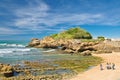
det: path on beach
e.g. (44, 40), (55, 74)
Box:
(70, 52), (120, 80)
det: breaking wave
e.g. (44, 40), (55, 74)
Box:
(0, 48), (32, 54)
(0, 43), (25, 47)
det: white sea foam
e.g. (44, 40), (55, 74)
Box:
(0, 48), (32, 54)
(0, 50), (13, 54)
(0, 43), (25, 47)
(42, 49), (55, 52)
(0, 43), (7, 46)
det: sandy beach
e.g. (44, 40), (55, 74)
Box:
(70, 52), (120, 80)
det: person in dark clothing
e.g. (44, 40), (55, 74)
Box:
(106, 63), (109, 70)
(100, 63), (103, 70)
(112, 63), (115, 70)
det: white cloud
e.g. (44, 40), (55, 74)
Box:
(1, 0), (120, 37)
(14, 0), (49, 30)
(14, 0), (104, 30)
(12, 0), (107, 32)
(0, 27), (21, 35)
(11, 0), (120, 34)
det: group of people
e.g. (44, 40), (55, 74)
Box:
(100, 63), (115, 70)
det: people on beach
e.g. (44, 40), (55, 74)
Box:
(106, 63), (109, 70)
(109, 63), (111, 69)
(106, 63), (112, 70)
(100, 63), (103, 70)
(101, 62), (115, 70)
(112, 63), (115, 70)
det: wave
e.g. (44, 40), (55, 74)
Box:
(42, 49), (55, 52)
(0, 48), (32, 54)
(0, 43), (25, 47)
(0, 43), (7, 46)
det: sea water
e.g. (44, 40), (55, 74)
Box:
(0, 40), (46, 64)
(0, 40), (70, 64)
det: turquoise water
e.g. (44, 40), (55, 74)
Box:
(0, 40), (45, 64)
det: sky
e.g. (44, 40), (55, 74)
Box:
(0, 0), (120, 40)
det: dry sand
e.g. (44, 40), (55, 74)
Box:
(70, 52), (120, 80)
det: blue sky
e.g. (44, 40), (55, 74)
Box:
(0, 0), (120, 40)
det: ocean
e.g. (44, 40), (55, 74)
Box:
(0, 40), (72, 64)
(0, 40), (46, 64)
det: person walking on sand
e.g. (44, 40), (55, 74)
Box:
(100, 63), (103, 70)
(112, 63), (115, 70)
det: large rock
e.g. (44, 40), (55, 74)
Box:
(93, 42), (113, 53)
(28, 38), (40, 47)
(81, 50), (92, 56)
(28, 37), (58, 48)
(28, 37), (98, 54)
(38, 37), (58, 48)
(61, 41), (96, 54)
(0, 64), (14, 77)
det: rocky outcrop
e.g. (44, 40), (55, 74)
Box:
(28, 37), (100, 56)
(81, 50), (92, 56)
(28, 37), (58, 48)
(36, 37), (58, 48)
(27, 27), (120, 55)
(61, 41), (97, 56)
(104, 41), (120, 52)
(93, 42), (113, 54)
(28, 38), (40, 47)
(0, 64), (14, 77)
(93, 41), (120, 54)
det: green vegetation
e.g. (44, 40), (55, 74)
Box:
(81, 39), (98, 42)
(53, 56), (102, 73)
(97, 36), (105, 41)
(23, 54), (102, 77)
(50, 27), (92, 39)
